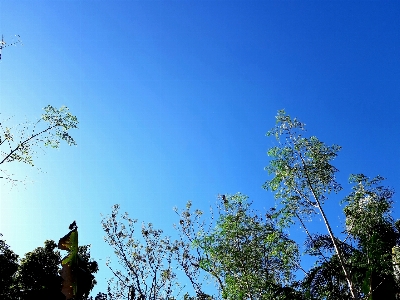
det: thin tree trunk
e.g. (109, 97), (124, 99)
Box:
(298, 153), (358, 299)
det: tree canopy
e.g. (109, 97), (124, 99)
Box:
(5, 108), (396, 299)
(100, 110), (400, 300)
(0, 237), (99, 300)
(0, 234), (19, 300)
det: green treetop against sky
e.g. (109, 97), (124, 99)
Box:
(1, 1), (400, 298)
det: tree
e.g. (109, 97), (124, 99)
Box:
(17, 240), (64, 300)
(342, 174), (399, 299)
(102, 110), (400, 300)
(263, 110), (400, 299)
(301, 175), (400, 300)
(172, 201), (214, 299)
(0, 106), (81, 297)
(0, 105), (78, 184)
(16, 239), (98, 300)
(263, 110), (358, 298)
(174, 194), (302, 300)
(0, 234), (19, 300)
(101, 204), (178, 300)
(77, 244), (100, 299)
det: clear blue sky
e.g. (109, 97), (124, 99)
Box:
(1, 0), (400, 297)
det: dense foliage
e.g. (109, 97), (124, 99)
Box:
(0, 234), (19, 300)
(263, 111), (400, 299)
(2, 108), (399, 299)
(0, 237), (99, 300)
(103, 110), (400, 300)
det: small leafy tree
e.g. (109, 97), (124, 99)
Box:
(101, 204), (178, 300)
(17, 240), (64, 300)
(174, 194), (302, 300)
(15, 237), (97, 300)
(0, 105), (78, 184)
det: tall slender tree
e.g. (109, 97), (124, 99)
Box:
(263, 110), (357, 298)
(264, 110), (400, 299)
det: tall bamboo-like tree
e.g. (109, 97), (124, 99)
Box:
(263, 110), (357, 298)
(264, 110), (400, 300)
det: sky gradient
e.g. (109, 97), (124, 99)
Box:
(1, 0), (400, 297)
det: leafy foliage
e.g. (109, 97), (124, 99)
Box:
(174, 193), (302, 300)
(0, 105), (78, 184)
(172, 200), (214, 298)
(342, 175), (399, 299)
(264, 110), (400, 299)
(0, 234), (19, 300)
(264, 110), (342, 226)
(263, 110), (358, 298)
(102, 110), (400, 300)
(0, 237), (98, 300)
(17, 240), (64, 300)
(101, 204), (178, 300)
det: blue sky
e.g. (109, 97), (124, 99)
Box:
(1, 0), (400, 297)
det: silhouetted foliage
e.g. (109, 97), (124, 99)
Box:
(17, 240), (98, 300)
(17, 240), (64, 300)
(0, 234), (19, 300)
(0, 238), (98, 300)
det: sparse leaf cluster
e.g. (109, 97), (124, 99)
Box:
(101, 204), (178, 300)
(0, 105), (78, 184)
